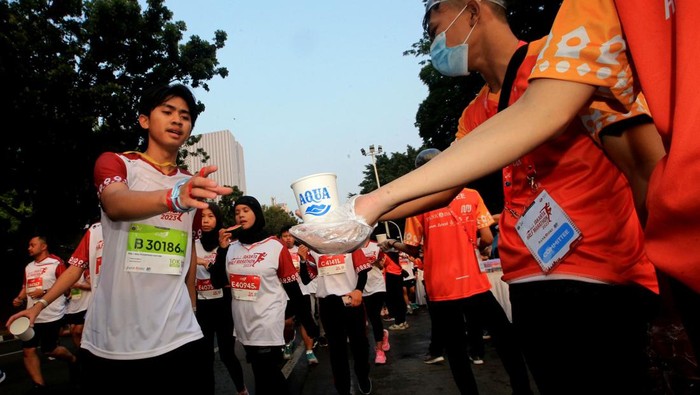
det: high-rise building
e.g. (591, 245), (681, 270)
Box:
(185, 130), (246, 196)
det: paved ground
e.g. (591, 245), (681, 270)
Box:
(0, 305), (534, 394)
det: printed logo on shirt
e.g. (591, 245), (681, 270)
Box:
(160, 212), (186, 222)
(230, 252), (268, 267)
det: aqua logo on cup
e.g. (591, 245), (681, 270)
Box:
(290, 173), (340, 222)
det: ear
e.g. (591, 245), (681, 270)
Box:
(138, 114), (150, 130)
(467, 0), (481, 25)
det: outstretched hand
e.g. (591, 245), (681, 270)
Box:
(178, 165), (233, 211)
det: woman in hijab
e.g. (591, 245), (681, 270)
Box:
(194, 202), (248, 395)
(213, 196), (317, 394)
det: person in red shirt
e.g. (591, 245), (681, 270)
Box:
(11, 235), (77, 391)
(384, 148), (532, 395)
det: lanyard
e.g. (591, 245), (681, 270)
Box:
(494, 43), (538, 218)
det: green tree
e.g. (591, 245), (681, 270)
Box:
(218, 185), (245, 228)
(365, 0), (564, 214)
(0, 0), (227, 250)
(0, 0), (228, 321)
(263, 205), (299, 237)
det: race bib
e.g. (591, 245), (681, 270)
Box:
(125, 223), (188, 275)
(230, 274), (261, 301)
(27, 277), (43, 293)
(196, 278), (223, 299)
(318, 255), (347, 276)
(515, 190), (582, 272)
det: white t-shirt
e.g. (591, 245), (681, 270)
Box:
(225, 236), (299, 346)
(287, 245), (311, 296)
(309, 249), (371, 298)
(26, 256), (66, 324)
(400, 253), (416, 281)
(67, 223), (103, 314)
(195, 239), (224, 300)
(360, 241), (386, 296)
(83, 152), (202, 360)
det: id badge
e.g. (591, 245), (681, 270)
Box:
(515, 190), (582, 272)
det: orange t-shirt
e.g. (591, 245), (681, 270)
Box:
(616, 1), (700, 293)
(404, 188), (493, 302)
(458, 37), (658, 292)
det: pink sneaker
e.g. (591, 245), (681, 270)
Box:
(375, 349), (387, 365)
(381, 329), (390, 351)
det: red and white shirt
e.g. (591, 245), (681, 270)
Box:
(360, 241), (386, 297)
(225, 236), (299, 346)
(67, 222), (103, 313)
(308, 249), (371, 298)
(84, 152), (201, 360)
(25, 255), (66, 323)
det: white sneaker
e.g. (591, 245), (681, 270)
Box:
(470, 356), (484, 365)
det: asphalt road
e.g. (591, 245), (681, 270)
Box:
(0, 305), (533, 395)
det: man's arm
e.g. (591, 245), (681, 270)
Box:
(6, 265), (84, 327)
(356, 79), (597, 226)
(186, 244), (197, 310)
(100, 165), (232, 222)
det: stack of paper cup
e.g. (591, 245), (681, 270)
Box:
(10, 316), (35, 341)
(290, 173), (340, 223)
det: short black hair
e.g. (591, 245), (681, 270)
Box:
(138, 83), (199, 127)
(279, 224), (293, 235)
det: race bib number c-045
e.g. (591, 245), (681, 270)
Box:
(125, 223), (188, 275)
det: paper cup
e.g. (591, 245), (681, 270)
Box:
(10, 317), (34, 341)
(376, 234), (387, 243)
(290, 173), (340, 223)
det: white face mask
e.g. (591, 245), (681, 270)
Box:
(429, 4), (478, 77)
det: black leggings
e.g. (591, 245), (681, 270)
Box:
(385, 272), (406, 324)
(363, 291), (386, 343)
(319, 295), (370, 395)
(243, 345), (287, 395)
(196, 294), (246, 393)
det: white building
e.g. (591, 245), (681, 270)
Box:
(185, 130), (246, 195)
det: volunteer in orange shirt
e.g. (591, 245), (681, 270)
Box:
(384, 148), (532, 395)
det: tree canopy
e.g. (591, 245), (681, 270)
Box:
(0, 0), (228, 252)
(359, 0), (563, 215)
(0, 0), (228, 320)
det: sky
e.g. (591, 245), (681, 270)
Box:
(164, 1), (429, 209)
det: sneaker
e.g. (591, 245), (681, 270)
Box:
(482, 330), (491, 340)
(423, 354), (445, 364)
(406, 305), (413, 315)
(375, 349), (386, 365)
(410, 303), (420, 310)
(283, 342), (293, 360)
(0, 369), (5, 384)
(388, 321), (409, 330)
(306, 350), (319, 365)
(382, 315), (395, 322)
(317, 335), (329, 347)
(358, 377), (372, 395)
(470, 355), (484, 365)
(381, 329), (390, 351)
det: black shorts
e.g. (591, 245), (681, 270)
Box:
(21, 319), (63, 353)
(64, 310), (87, 325)
(403, 279), (416, 289)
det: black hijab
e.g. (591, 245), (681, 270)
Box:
(200, 202), (223, 252)
(234, 196), (269, 245)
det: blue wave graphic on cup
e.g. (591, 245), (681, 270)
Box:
(305, 204), (331, 217)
